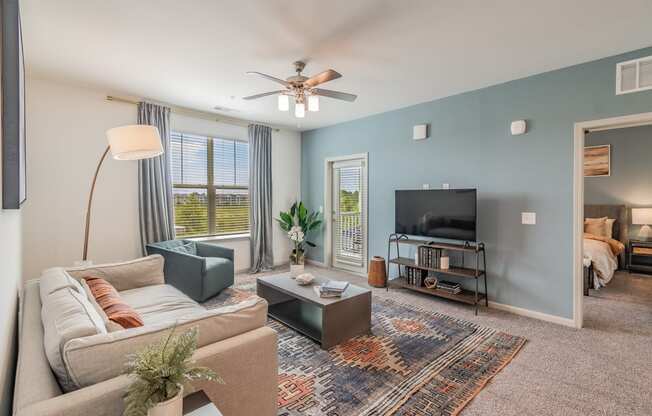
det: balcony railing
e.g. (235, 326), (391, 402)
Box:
(337, 211), (362, 260)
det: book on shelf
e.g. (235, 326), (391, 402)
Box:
(417, 245), (443, 269)
(404, 266), (426, 287)
(436, 280), (462, 294)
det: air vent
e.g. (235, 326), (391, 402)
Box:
(616, 55), (652, 95)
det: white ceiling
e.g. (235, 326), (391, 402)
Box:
(22, 0), (652, 131)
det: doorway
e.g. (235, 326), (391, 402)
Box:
(572, 112), (652, 328)
(324, 153), (368, 275)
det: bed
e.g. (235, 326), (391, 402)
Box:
(583, 205), (628, 292)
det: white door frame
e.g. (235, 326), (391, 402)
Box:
(324, 153), (369, 275)
(572, 111), (652, 328)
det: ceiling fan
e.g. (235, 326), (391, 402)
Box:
(243, 61), (357, 118)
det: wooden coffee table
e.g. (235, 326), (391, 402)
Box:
(256, 275), (371, 349)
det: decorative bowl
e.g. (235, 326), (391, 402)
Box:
(296, 273), (315, 286)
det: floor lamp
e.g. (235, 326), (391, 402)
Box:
(82, 125), (163, 262)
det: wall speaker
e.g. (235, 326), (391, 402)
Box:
(413, 124), (428, 140)
(511, 120), (527, 136)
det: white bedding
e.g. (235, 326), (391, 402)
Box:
(583, 238), (618, 288)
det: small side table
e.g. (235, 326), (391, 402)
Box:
(628, 240), (652, 274)
(183, 391), (222, 416)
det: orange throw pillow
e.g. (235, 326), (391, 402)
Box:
(83, 277), (144, 329)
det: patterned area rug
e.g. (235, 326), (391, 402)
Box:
(205, 284), (526, 416)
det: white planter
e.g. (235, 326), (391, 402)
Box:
(148, 387), (183, 416)
(290, 263), (305, 277)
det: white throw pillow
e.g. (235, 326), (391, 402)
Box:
(40, 267), (85, 300)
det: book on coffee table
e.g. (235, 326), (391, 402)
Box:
(322, 280), (349, 292)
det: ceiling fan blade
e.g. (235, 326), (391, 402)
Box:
(312, 88), (357, 102)
(242, 90), (284, 100)
(303, 69), (342, 88)
(246, 71), (291, 87)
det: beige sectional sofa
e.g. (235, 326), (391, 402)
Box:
(13, 255), (278, 416)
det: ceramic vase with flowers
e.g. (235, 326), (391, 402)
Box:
(277, 201), (322, 277)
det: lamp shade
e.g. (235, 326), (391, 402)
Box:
(632, 208), (652, 225)
(106, 125), (163, 160)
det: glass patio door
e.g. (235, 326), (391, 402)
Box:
(331, 158), (367, 273)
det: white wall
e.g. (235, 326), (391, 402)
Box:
(0, 209), (21, 416)
(24, 76), (301, 279)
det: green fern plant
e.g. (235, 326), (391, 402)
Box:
(123, 327), (223, 416)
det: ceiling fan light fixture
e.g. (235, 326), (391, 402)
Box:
(278, 94), (289, 111)
(295, 101), (305, 118)
(308, 94), (319, 112)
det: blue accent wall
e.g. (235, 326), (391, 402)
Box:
(585, 125), (652, 207)
(301, 47), (652, 319)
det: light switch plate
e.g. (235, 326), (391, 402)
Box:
(522, 212), (536, 225)
(442, 183), (450, 190)
(422, 184), (430, 189)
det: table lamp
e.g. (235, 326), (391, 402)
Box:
(632, 208), (652, 241)
(82, 125), (163, 261)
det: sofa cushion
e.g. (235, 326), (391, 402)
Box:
(85, 277), (144, 329)
(39, 267), (85, 299)
(41, 287), (107, 392)
(66, 255), (165, 292)
(63, 294), (268, 389)
(80, 279), (124, 332)
(119, 284), (204, 325)
(205, 256), (232, 271)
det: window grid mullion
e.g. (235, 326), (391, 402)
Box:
(207, 137), (216, 235)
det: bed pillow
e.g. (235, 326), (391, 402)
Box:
(604, 218), (616, 239)
(584, 217), (607, 237)
(84, 277), (144, 329)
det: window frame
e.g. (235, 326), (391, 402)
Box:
(171, 133), (250, 238)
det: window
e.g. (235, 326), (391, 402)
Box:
(171, 132), (249, 238)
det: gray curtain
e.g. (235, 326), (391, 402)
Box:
(137, 102), (175, 253)
(249, 124), (274, 272)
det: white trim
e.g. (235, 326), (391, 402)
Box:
(305, 258), (327, 268)
(572, 111), (652, 329)
(186, 233), (250, 243)
(488, 301), (576, 327)
(323, 153), (369, 274)
(305, 258), (368, 277)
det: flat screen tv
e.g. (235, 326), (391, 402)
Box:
(395, 189), (477, 241)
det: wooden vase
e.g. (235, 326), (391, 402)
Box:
(368, 256), (387, 288)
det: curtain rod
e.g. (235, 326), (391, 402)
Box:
(106, 95), (281, 132)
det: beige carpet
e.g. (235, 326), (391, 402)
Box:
(238, 266), (652, 416)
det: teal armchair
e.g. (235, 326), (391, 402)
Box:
(146, 239), (234, 302)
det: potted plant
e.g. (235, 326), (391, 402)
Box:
(277, 201), (322, 276)
(123, 327), (223, 416)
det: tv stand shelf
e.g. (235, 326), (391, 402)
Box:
(386, 234), (488, 315)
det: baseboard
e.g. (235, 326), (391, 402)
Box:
(305, 259), (327, 268)
(488, 301), (576, 327)
(235, 261), (291, 275)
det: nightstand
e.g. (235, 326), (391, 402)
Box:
(628, 240), (652, 274)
